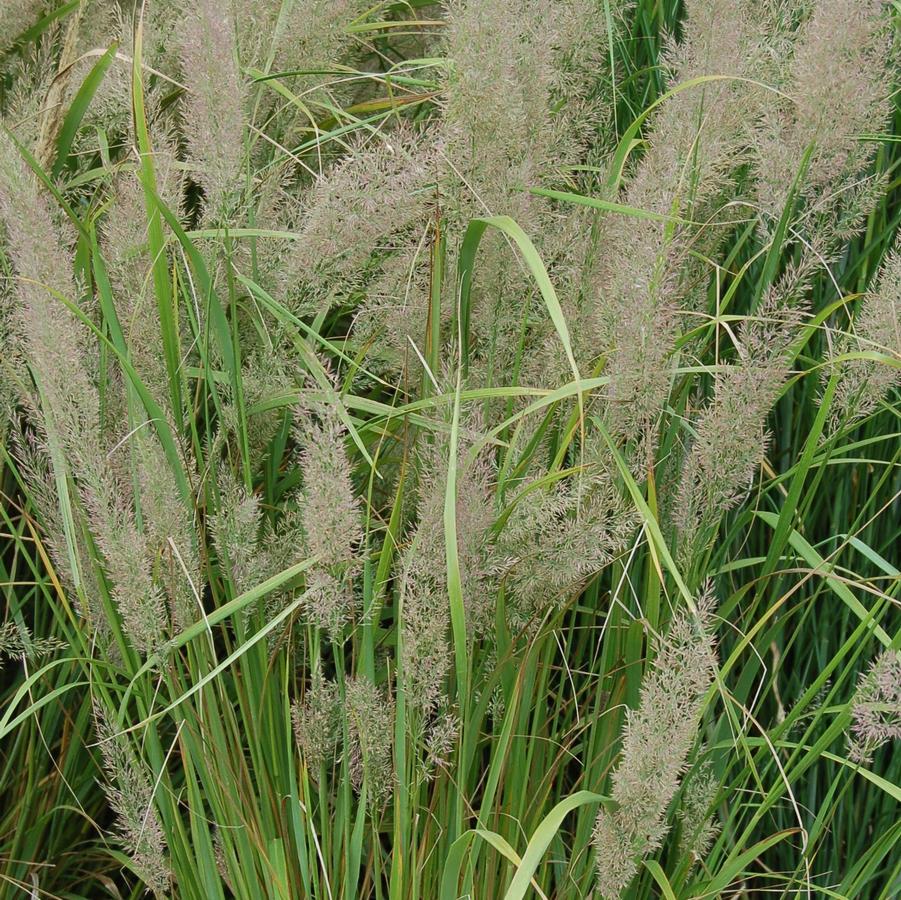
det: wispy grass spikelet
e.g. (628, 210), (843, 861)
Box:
(599, 0), (759, 452)
(830, 247), (901, 430)
(93, 705), (169, 898)
(0, 0), (43, 55)
(292, 670), (342, 775)
(674, 271), (808, 563)
(847, 651), (901, 766)
(345, 676), (395, 804)
(754, 0), (891, 219)
(283, 126), (435, 314)
(494, 469), (637, 630)
(0, 130), (97, 445)
(676, 761), (721, 875)
(0, 620), (65, 664)
(275, 0), (371, 77)
(295, 398), (363, 636)
(180, 0), (245, 215)
(212, 473), (263, 597)
(81, 473), (168, 657)
(400, 425), (495, 713)
(593, 594), (718, 898)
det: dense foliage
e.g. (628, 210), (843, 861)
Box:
(0, 1), (899, 898)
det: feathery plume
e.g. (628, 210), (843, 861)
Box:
(0, 131), (146, 645)
(292, 670), (342, 775)
(598, 0), (761, 452)
(847, 651), (901, 766)
(493, 469), (637, 631)
(345, 676), (395, 804)
(830, 247), (901, 430)
(677, 761), (721, 874)
(282, 126), (436, 315)
(0, 38), (57, 150)
(0, 138), (174, 652)
(441, 0), (556, 223)
(80, 470), (168, 657)
(0, 129), (98, 446)
(439, 0), (615, 376)
(593, 594), (718, 898)
(212, 473), (263, 598)
(754, 0), (890, 220)
(0, 1), (43, 56)
(179, 0), (245, 215)
(352, 237), (435, 376)
(274, 0), (370, 77)
(400, 417), (497, 713)
(295, 398), (363, 636)
(398, 459), (448, 714)
(399, 498), (451, 716)
(34, 2), (85, 170)
(6, 420), (106, 633)
(136, 432), (199, 632)
(93, 705), (170, 897)
(0, 621), (65, 664)
(674, 265), (809, 564)
(103, 134), (184, 413)
(296, 399), (362, 564)
(422, 711), (459, 780)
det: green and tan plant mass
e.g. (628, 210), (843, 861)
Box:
(0, 1), (899, 898)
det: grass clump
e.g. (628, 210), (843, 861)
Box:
(0, 1), (899, 898)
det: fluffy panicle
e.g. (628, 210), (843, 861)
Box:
(93, 705), (169, 898)
(135, 433), (199, 632)
(674, 267), (809, 563)
(103, 137), (183, 411)
(0, 270), (23, 446)
(0, 38), (57, 150)
(754, 0), (891, 220)
(423, 712), (459, 780)
(493, 468), (637, 631)
(638, 0), (758, 219)
(454, 435), (499, 640)
(283, 127), (436, 315)
(0, 0), (43, 55)
(399, 428), (490, 715)
(598, 0), (760, 452)
(676, 761), (721, 874)
(295, 399), (363, 636)
(345, 676), (396, 804)
(352, 238), (435, 375)
(847, 651), (901, 766)
(442, 0), (555, 223)
(0, 134), (158, 648)
(296, 400), (363, 564)
(226, 0), (280, 70)
(400, 420), (496, 713)
(0, 621), (65, 664)
(830, 247), (901, 430)
(399, 484), (451, 716)
(439, 0), (613, 375)
(442, 0), (611, 213)
(292, 670), (342, 775)
(80, 469), (168, 657)
(0, 130), (98, 448)
(211, 458), (308, 623)
(548, 0), (615, 115)
(212, 473), (264, 597)
(593, 594), (718, 898)
(7, 421), (106, 632)
(274, 0), (370, 79)
(180, 0), (246, 215)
